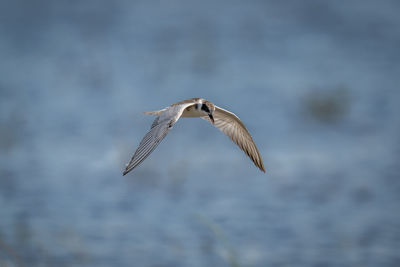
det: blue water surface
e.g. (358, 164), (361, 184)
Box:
(1, 1), (399, 266)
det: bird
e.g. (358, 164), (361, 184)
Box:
(122, 97), (265, 175)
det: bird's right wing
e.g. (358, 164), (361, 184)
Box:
(123, 103), (194, 175)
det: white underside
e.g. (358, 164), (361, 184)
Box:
(180, 106), (206, 117)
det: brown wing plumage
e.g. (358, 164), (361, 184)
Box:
(203, 106), (266, 173)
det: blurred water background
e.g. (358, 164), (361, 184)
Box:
(1, 0), (400, 266)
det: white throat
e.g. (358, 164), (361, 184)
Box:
(181, 102), (207, 118)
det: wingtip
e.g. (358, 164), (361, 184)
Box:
(259, 163), (266, 173)
(259, 166), (266, 173)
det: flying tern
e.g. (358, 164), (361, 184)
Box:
(123, 98), (265, 175)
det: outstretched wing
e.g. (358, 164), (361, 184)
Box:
(123, 103), (194, 175)
(123, 118), (171, 175)
(202, 106), (266, 172)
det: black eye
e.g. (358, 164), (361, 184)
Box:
(201, 104), (210, 113)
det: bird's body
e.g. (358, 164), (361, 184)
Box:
(123, 98), (265, 175)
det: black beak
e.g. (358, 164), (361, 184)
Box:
(208, 114), (214, 124)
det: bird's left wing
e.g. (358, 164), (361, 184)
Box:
(202, 106), (266, 172)
(123, 103), (194, 175)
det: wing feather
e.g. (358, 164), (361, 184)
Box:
(123, 119), (171, 175)
(203, 106), (266, 172)
(123, 103), (195, 175)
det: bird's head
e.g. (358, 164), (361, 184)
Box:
(200, 101), (215, 123)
